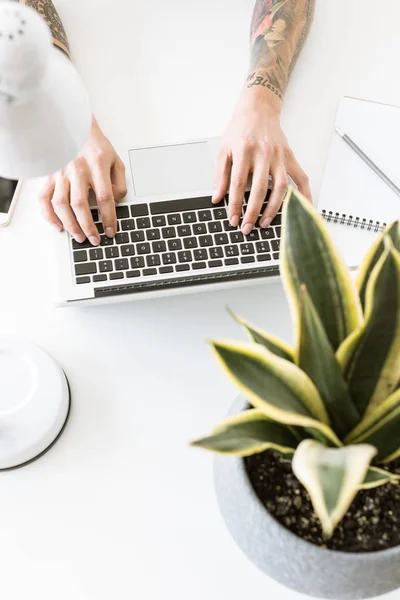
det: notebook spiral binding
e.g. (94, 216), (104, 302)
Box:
(320, 210), (386, 233)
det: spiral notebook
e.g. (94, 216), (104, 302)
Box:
(317, 96), (400, 268)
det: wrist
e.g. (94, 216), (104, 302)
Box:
(241, 72), (284, 114)
(237, 83), (282, 119)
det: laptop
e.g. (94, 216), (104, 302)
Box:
(53, 138), (281, 305)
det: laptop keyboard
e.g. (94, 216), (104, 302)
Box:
(71, 192), (281, 285)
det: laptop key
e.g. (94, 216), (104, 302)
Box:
(115, 259), (129, 271)
(121, 219), (135, 231)
(168, 239), (182, 251)
(115, 232), (129, 245)
(183, 212), (196, 223)
(75, 263), (97, 276)
(256, 241), (270, 253)
(225, 258), (239, 266)
(209, 260), (223, 268)
(90, 209), (99, 221)
(93, 274), (108, 282)
(276, 226), (281, 237)
(184, 237), (198, 249)
(152, 240), (167, 253)
(194, 249), (208, 261)
(116, 205), (130, 219)
(137, 217), (151, 229)
(271, 213), (282, 226)
(147, 254), (161, 267)
(177, 225), (191, 237)
(198, 210), (212, 221)
(72, 238), (93, 249)
(131, 231), (145, 243)
(146, 229), (161, 241)
(162, 253), (176, 265)
(246, 230), (260, 241)
(178, 251), (192, 263)
(127, 270), (140, 278)
(273, 252), (280, 260)
(110, 272), (124, 280)
(241, 256), (255, 264)
(73, 250), (87, 263)
(240, 243), (255, 255)
(213, 207), (227, 220)
(271, 239), (280, 252)
(121, 244), (135, 257)
(96, 223), (104, 234)
(162, 227), (176, 239)
(143, 268), (157, 276)
(230, 231), (244, 243)
(176, 264), (190, 272)
(130, 204), (149, 217)
(130, 257), (145, 269)
(105, 246), (119, 258)
(89, 248), (103, 261)
(152, 215), (166, 227)
(199, 235), (213, 247)
(159, 266), (173, 274)
(257, 253), (272, 262)
(223, 220), (238, 232)
(151, 197), (212, 215)
(215, 233), (229, 245)
(168, 214), (181, 225)
(99, 261), (113, 273)
(261, 228), (275, 240)
(193, 262), (206, 270)
(137, 243), (151, 255)
(208, 222), (222, 233)
(193, 223), (207, 235)
(209, 246), (223, 259)
(225, 245), (239, 257)
(76, 276), (91, 284)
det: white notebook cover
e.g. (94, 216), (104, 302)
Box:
(317, 96), (400, 267)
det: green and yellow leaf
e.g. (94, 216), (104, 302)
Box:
(292, 440), (377, 538)
(228, 307), (294, 362)
(357, 221), (400, 310)
(211, 340), (341, 447)
(360, 467), (398, 490)
(346, 388), (400, 463)
(337, 242), (400, 418)
(270, 0), (290, 19)
(281, 188), (362, 351)
(296, 286), (359, 439)
(190, 409), (298, 456)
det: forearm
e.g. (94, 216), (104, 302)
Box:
(248, 0), (315, 102)
(17, 0), (70, 57)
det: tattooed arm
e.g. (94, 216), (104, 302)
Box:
(17, 0), (127, 245)
(213, 0), (315, 234)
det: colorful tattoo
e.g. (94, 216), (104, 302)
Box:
(17, 0), (70, 57)
(249, 0), (315, 99)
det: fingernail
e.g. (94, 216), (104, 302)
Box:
(52, 223), (62, 232)
(89, 235), (100, 246)
(211, 191), (218, 203)
(105, 227), (115, 238)
(230, 215), (240, 227)
(261, 217), (272, 228)
(242, 223), (253, 235)
(74, 234), (85, 244)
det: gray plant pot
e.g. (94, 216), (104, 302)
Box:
(214, 397), (400, 600)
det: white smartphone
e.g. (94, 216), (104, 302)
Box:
(0, 177), (21, 227)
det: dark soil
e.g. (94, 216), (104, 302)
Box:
(245, 450), (400, 553)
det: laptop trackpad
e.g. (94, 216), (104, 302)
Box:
(129, 141), (214, 197)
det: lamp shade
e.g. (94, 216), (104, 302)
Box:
(0, 3), (91, 179)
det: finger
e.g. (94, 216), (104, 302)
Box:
(39, 176), (63, 232)
(212, 150), (231, 204)
(242, 160), (271, 235)
(111, 156), (127, 202)
(260, 166), (288, 228)
(91, 165), (117, 238)
(287, 154), (312, 201)
(228, 152), (251, 229)
(69, 169), (100, 246)
(51, 175), (85, 243)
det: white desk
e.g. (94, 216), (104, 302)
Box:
(0, 1), (399, 598)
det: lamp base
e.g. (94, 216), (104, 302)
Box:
(0, 339), (71, 470)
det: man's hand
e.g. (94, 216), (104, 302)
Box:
(213, 88), (310, 235)
(39, 117), (127, 245)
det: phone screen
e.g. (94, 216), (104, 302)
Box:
(0, 177), (18, 214)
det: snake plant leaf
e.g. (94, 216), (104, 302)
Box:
(337, 242), (400, 418)
(281, 188), (362, 350)
(357, 221), (400, 310)
(228, 308), (294, 362)
(190, 409), (298, 456)
(211, 340), (341, 447)
(360, 467), (398, 490)
(292, 440), (377, 538)
(296, 286), (359, 439)
(346, 388), (400, 463)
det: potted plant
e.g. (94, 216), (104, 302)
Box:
(191, 188), (400, 600)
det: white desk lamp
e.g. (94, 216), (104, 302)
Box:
(0, 3), (92, 468)
(0, 2), (91, 179)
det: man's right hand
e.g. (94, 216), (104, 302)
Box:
(39, 117), (127, 246)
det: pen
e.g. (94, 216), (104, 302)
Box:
(335, 127), (400, 198)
